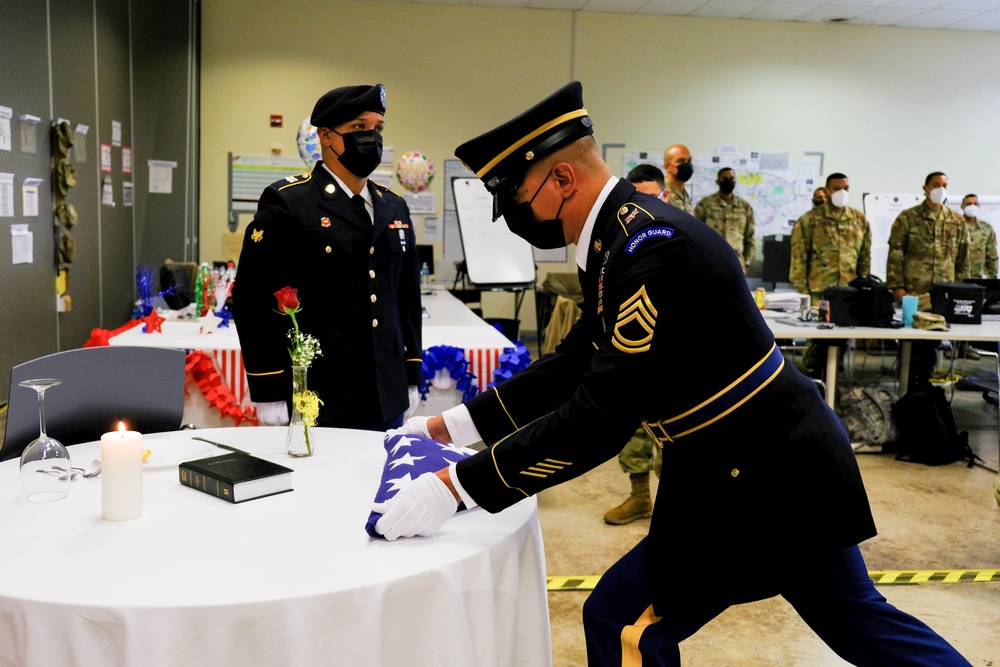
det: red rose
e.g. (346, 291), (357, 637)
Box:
(274, 286), (300, 315)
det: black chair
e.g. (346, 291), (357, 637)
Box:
(1, 346), (186, 462)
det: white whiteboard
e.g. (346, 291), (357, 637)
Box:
(451, 177), (536, 287)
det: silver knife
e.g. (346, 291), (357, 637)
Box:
(191, 436), (251, 455)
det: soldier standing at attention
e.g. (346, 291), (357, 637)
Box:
(232, 84), (423, 430)
(789, 172), (872, 377)
(886, 171), (970, 389)
(961, 194), (997, 279)
(662, 144), (694, 213)
(693, 167), (757, 275)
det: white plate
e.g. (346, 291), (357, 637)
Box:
(95, 438), (217, 470)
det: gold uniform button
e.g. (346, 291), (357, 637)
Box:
(370, 294), (377, 303)
(369, 246), (375, 255)
(372, 319), (379, 328)
(369, 269), (376, 279)
(730, 468), (740, 478)
(325, 246), (332, 253)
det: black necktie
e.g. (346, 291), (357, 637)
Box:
(352, 194), (370, 224)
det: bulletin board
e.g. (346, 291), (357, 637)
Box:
(451, 177), (536, 288)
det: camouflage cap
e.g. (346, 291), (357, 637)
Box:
(56, 159), (77, 197)
(912, 311), (949, 331)
(56, 202), (78, 228)
(52, 120), (75, 157)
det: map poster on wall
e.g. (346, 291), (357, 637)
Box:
(622, 150), (822, 239)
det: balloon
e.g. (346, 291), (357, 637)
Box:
(296, 118), (321, 167)
(395, 152), (435, 193)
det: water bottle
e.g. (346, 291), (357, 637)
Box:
(420, 262), (430, 288)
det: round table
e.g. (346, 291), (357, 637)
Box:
(0, 427), (551, 666)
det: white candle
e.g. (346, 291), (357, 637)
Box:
(101, 421), (143, 521)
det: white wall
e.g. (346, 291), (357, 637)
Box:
(200, 0), (1000, 328)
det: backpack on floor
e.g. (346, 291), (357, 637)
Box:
(890, 385), (978, 467)
(837, 386), (897, 447)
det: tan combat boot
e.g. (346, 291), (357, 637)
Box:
(603, 472), (652, 525)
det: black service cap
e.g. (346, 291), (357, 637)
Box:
(310, 83), (387, 128)
(454, 81), (593, 220)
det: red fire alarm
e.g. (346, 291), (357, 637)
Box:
(270, 115), (283, 128)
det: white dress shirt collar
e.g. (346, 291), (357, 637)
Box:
(575, 176), (620, 271)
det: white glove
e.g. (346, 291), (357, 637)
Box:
(404, 385), (420, 420)
(256, 400), (289, 426)
(372, 472), (458, 541)
(387, 415), (430, 438)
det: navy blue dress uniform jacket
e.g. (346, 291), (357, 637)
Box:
(232, 163), (423, 428)
(456, 179), (877, 606)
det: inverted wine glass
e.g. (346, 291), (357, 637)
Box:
(18, 378), (72, 502)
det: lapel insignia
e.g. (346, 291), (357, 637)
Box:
(321, 217), (331, 228)
(325, 183), (336, 194)
(251, 228), (264, 243)
(375, 189), (383, 198)
(593, 239), (602, 253)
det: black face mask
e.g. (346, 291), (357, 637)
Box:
(719, 178), (736, 195)
(333, 129), (383, 178)
(675, 161), (694, 183)
(502, 170), (569, 250)
(812, 199), (825, 208)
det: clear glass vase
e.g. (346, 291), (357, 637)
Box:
(285, 365), (318, 457)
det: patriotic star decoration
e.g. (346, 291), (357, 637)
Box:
(365, 432), (477, 538)
(142, 311), (166, 334)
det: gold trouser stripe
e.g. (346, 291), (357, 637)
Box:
(476, 109), (590, 178)
(621, 605), (662, 667)
(246, 369), (284, 377)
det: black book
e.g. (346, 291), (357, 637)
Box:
(179, 451), (293, 503)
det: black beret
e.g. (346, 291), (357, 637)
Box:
(454, 81), (593, 218)
(310, 83), (387, 128)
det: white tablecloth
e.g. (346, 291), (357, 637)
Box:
(0, 427), (551, 667)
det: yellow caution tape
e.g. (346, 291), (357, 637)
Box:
(546, 570), (1000, 592)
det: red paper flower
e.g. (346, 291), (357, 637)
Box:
(274, 286), (300, 315)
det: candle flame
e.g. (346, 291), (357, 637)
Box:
(118, 421), (127, 433)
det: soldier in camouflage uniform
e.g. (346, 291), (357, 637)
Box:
(790, 173), (871, 305)
(625, 163), (667, 202)
(662, 144), (693, 213)
(961, 194), (997, 279)
(811, 186), (829, 208)
(886, 172), (970, 388)
(694, 167), (756, 274)
(790, 173), (871, 377)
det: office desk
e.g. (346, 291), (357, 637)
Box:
(0, 427), (551, 667)
(764, 311), (1000, 408)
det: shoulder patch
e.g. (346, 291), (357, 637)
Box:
(278, 172), (312, 191)
(375, 182), (401, 198)
(624, 226), (675, 255)
(617, 202), (654, 228)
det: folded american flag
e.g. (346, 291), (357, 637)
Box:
(366, 432), (476, 538)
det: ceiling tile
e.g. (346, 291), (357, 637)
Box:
(897, 7), (979, 25)
(582, 0), (649, 11)
(692, 0), (771, 18)
(888, 0), (957, 8)
(943, 0), (1000, 9)
(945, 9), (1000, 28)
(636, 0), (709, 14)
(743, 2), (823, 20)
(790, 3), (872, 20)
(853, 4), (932, 22)
(525, 0), (590, 8)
